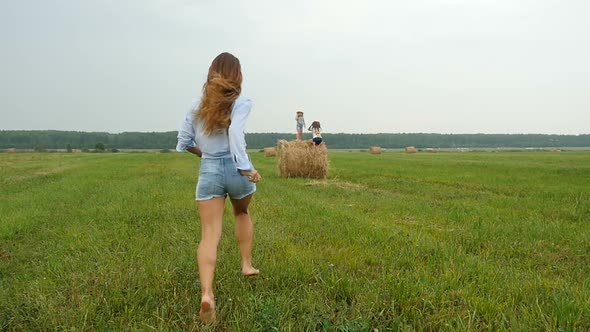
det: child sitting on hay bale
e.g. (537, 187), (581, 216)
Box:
(307, 121), (323, 146)
(277, 139), (328, 178)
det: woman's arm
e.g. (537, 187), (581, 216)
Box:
(176, 111), (197, 153)
(228, 98), (254, 171)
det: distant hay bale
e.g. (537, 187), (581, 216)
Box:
(405, 146), (417, 153)
(264, 147), (277, 157)
(428, 148), (439, 153)
(369, 147), (382, 154)
(7, 148), (16, 153)
(277, 140), (328, 178)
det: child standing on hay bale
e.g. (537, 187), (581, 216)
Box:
(308, 121), (323, 145)
(176, 52), (261, 324)
(295, 110), (305, 140)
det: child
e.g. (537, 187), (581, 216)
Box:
(308, 121), (323, 145)
(295, 111), (305, 140)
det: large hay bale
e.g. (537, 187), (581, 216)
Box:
(405, 146), (417, 153)
(369, 146), (382, 154)
(7, 148), (16, 153)
(264, 147), (277, 157)
(277, 140), (328, 178)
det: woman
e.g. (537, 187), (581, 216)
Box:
(176, 52), (261, 323)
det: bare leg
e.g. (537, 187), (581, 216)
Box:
(196, 197), (225, 323)
(230, 194), (259, 276)
(297, 130), (302, 140)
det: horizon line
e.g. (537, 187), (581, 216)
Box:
(1, 129), (589, 136)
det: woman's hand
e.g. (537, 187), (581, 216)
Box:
(186, 147), (202, 157)
(239, 169), (261, 183)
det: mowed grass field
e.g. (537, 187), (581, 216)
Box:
(1, 151), (589, 331)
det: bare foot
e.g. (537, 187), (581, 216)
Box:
(199, 296), (216, 324)
(242, 266), (260, 277)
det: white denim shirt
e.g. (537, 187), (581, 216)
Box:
(176, 95), (254, 171)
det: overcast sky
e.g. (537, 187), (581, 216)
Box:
(1, 0), (588, 134)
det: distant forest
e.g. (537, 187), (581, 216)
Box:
(1, 130), (590, 150)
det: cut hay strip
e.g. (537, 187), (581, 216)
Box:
(369, 146), (382, 154)
(405, 146), (417, 153)
(264, 147), (277, 157)
(304, 180), (365, 190)
(277, 140), (328, 178)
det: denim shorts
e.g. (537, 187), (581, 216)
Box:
(196, 157), (256, 201)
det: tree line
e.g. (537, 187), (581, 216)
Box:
(1, 130), (589, 150)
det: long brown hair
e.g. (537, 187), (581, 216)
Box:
(196, 52), (243, 134)
(308, 121), (321, 131)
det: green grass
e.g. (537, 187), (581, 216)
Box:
(1, 151), (589, 331)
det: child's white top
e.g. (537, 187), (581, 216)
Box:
(312, 128), (322, 138)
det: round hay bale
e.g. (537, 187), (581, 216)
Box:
(277, 140), (328, 179)
(7, 148), (16, 153)
(405, 146), (417, 154)
(264, 147), (277, 157)
(369, 147), (382, 154)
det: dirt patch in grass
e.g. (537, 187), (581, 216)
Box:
(0, 249), (11, 260)
(5, 165), (75, 184)
(304, 179), (366, 190)
(0, 160), (18, 166)
(395, 216), (462, 233)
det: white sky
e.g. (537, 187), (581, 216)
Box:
(1, 0), (588, 134)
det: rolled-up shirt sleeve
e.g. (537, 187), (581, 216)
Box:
(176, 111), (196, 152)
(228, 98), (254, 170)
